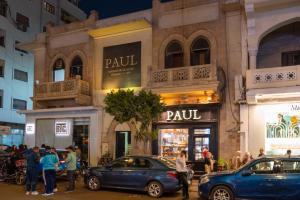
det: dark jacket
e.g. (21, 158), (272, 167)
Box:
(24, 149), (40, 171)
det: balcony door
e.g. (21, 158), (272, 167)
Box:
(53, 58), (65, 82)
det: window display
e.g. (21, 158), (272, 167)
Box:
(159, 129), (188, 160)
(264, 104), (300, 155)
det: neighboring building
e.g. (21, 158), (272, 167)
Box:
(240, 0), (300, 156)
(0, 0), (86, 146)
(20, 0), (244, 169)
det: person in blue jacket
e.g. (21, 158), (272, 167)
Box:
(24, 146), (40, 195)
(40, 146), (58, 196)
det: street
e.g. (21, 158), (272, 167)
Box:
(0, 180), (200, 200)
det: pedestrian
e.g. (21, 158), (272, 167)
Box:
(24, 147), (40, 195)
(286, 149), (292, 158)
(204, 152), (215, 174)
(40, 146), (58, 196)
(176, 150), (189, 200)
(65, 146), (77, 192)
(232, 151), (242, 170)
(258, 148), (265, 157)
(242, 152), (252, 165)
(50, 147), (59, 193)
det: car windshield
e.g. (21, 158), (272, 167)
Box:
(155, 157), (176, 169)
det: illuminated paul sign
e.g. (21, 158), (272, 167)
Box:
(55, 120), (71, 136)
(166, 109), (202, 121)
(102, 41), (141, 89)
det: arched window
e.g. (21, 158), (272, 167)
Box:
(165, 40), (184, 68)
(257, 21), (300, 68)
(190, 37), (210, 66)
(53, 58), (65, 82)
(70, 56), (83, 79)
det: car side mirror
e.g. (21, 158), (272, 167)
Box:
(242, 169), (253, 176)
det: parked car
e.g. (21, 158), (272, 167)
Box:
(84, 156), (180, 198)
(199, 156), (300, 200)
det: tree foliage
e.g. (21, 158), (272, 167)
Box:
(104, 89), (165, 140)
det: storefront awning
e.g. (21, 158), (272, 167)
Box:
(247, 86), (300, 104)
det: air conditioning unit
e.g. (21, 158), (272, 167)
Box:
(234, 75), (246, 103)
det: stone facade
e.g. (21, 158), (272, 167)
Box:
(21, 0), (246, 165)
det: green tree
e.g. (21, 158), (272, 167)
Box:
(104, 89), (165, 141)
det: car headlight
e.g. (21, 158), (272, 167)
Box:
(199, 176), (210, 185)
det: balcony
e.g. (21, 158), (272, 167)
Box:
(246, 65), (300, 90)
(148, 64), (218, 89)
(33, 76), (91, 108)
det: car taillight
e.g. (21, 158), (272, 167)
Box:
(167, 171), (177, 178)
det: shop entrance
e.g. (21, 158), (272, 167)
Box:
(73, 125), (89, 161)
(193, 128), (211, 161)
(116, 131), (131, 158)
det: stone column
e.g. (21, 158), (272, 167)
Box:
(248, 48), (257, 70)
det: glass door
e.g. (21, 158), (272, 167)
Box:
(193, 128), (210, 161)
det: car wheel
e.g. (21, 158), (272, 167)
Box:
(209, 186), (234, 200)
(87, 176), (101, 191)
(147, 181), (163, 198)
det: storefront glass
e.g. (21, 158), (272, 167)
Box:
(159, 129), (188, 160)
(0, 129), (24, 146)
(263, 104), (300, 155)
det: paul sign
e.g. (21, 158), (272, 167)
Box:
(102, 41), (141, 89)
(167, 109), (202, 121)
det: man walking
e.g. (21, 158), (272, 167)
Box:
(24, 147), (40, 195)
(40, 146), (58, 196)
(176, 150), (189, 200)
(65, 146), (77, 192)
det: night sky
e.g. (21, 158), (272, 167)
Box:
(79, 0), (153, 19)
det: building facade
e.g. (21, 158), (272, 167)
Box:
(20, 0), (243, 168)
(240, 0), (300, 156)
(0, 0), (86, 146)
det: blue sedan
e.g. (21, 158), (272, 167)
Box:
(199, 156), (300, 200)
(84, 156), (180, 198)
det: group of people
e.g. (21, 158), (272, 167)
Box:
(24, 145), (77, 196)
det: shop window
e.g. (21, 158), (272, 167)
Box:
(70, 56), (83, 79)
(0, 89), (3, 108)
(16, 12), (30, 32)
(12, 98), (27, 110)
(14, 69), (28, 82)
(53, 58), (65, 82)
(0, 28), (5, 47)
(190, 37), (210, 66)
(0, 59), (4, 77)
(160, 129), (188, 160)
(0, 0), (7, 17)
(43, 1), (55, 15)
(165, 40), (184, 68)
(282, 50), (300, 66)
(61, 9), (79, 24)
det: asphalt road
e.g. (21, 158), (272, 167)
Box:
(0, 179), (200, 200)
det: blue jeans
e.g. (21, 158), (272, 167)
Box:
(44, 170), (56, 194)
(67, 170), (75, 190)
(26, 168), (38, 192)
